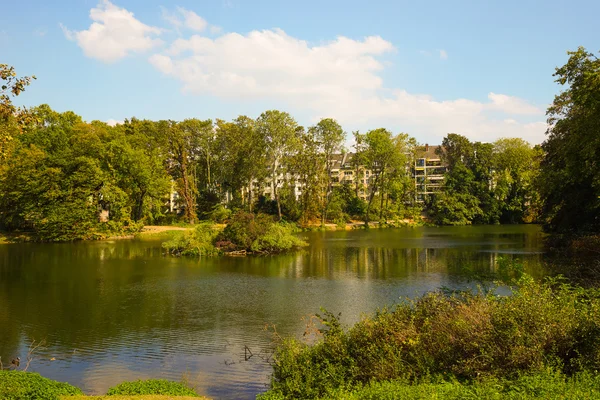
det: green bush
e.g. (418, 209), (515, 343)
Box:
(106, 379), (199, 396)
(162, 223), (221, 256)
(207, 204), (232, 223)
(263, 276), (600, 399)
(0, 370), (83, 400)
(251, 222), (308, 253)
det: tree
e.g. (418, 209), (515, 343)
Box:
(0, 64), (36, 158)
(159, 120), (200, 224)
(540, 47), (600, 234)
(492, 138), (539, 224)
(359, 128), (403, 225)
(309, 118), (345, 224)
(256, 110), (300, 220)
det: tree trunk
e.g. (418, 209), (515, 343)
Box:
(180, 160), (196, 224)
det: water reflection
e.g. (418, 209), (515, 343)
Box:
(0, 225), (547, 399)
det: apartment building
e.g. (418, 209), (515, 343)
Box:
(413, 144), (447, 202)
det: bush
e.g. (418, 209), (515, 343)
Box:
(106, 379), (199, 396)
(0, 370), (83, 400)
(207, 204), (232, 223)
(263, 276), (600, 398)
(251, 222), (307, 253)
(219, 212), (307, 254)
(162, 223), (221, 256)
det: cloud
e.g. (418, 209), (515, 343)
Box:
(61, 0), (163, 63)
(487, 92), (542, 115)
(66, 2), (547, 143)
(149, 27), (546, 143)
(161, 7), (221, 34)
(106, 119), (123, 126)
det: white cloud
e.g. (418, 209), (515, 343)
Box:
(61, 0), (163, 63)
(66, 2), (547, 144)
(149, 27), (546, 143)
(106, 119), (123, 126)
(487, 92), (542, 115)
(161, 7), (221, 34)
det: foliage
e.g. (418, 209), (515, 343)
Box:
(431, 134), (541, 226)
(218, 211), (307, 253)
(206, 204), (232, 223)
(162, 223), (221, 256)
(259, 370), (600, 399)
(250, 221), (308, 253)
(106, 379), (199, 396)
(1, 64), (36, 159)
(264, 276), (600, 399)
(540, 47), (600, 234)
(0, 370), (82, 400)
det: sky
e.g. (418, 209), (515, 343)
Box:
(1, 0), (599, 145)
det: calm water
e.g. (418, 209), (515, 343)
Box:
(0, 225), (546, 399)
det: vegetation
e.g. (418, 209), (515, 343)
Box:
(0, 47), (598, 240)
(0, 372), (201, 399)
(261, 276), (600, 399)
(259, 370), (600, 399)
(0, 370), (82, 400)
(106, 379), (199, 396)
(540, 47), (600, 235)
(162, 212), (307, 255)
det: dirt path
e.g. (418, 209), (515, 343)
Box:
(141, 225), (192, 233)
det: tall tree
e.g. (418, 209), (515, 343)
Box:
(309, 118), (345, 224)
(540, 47), (600, 234)
(256, 110), (300, 220)
(360, 128), (402, 225)
(492, 138), (539, 224)
(0, 64), (36, 159)
(159, 120), (199, 224)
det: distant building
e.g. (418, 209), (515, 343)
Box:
(413, 144), (447, 202)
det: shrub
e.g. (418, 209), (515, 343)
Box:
(106, 379), (199, 396)
(162, 223), (221, 256)
(263, 276), (600, 398)
(251, 222), (308, 253)
(0, 370), (83, 400)
(207, 204), (232, 223)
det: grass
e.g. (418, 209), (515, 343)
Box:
(62, 397), (206, 400)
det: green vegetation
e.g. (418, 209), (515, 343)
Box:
(106, 379), (199, 397)
(1, 47), (598, 241)
(261, 276), (600, 399)
(540, 47), (600, 235)
(0, 370), (83, 400)
(162, 212), (307, 255)
(429, 135), (542, 225)
(0, 372), (201, 400)
(259, 370), (600, 399)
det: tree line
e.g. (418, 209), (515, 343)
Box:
(0, 47), (598, 241)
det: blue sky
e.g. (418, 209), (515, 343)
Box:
(2, 0), (598, 144)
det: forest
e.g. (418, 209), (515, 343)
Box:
(0, 46), (598, 241)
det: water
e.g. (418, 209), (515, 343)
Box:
(0, 225), (546, 399)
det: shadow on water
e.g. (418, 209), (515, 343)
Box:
(0, 225), (561, 399)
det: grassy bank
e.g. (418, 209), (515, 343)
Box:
(0, 372), (204, 400)
(260, 275), (600, 399)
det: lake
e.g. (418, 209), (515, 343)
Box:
(0, 225), (546, 399)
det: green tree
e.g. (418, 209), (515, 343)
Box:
(309, 118), (345, 224)
(359, 128), (404, 225)
(0, 64), (36, 159)
(540, 47), (600, 234)
(256, 110), (300, 220)
(492, 138), (540, 224)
